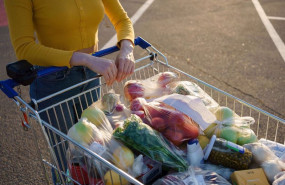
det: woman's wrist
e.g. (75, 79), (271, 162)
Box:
(120, 39), (134, 52)
(70, 52), (93, 68)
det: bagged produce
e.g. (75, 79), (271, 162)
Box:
(168, 81), (219, 110)
(130, 97), (199, 146)
(81, 104), (113, 133)
(154, 94), (216, 130)
(153, 166), (231, 185)
(204, 106), (257, 145)
(204, 135), (253, 170)
(123, 72), (178, 101)
(113, 114), (188, 172)
(67, 116), (143, 184)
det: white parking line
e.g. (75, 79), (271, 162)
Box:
(268, 16), (285, 21)
(101, 0), (155, 49)
(252, 0), (285, 62)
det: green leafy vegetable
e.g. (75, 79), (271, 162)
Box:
(113, 114), (188, 172)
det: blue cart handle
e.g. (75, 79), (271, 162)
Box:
(0, 37), (151, 98)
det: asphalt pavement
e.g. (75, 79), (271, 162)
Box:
(0, 0), (284, 184)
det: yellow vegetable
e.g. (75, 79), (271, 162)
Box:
(113, 146), (134, 170)
(104, 170), (128, 185)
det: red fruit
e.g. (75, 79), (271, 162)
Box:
(157, 72), (177, 87)
(124, 80), (145, 101)
(163, 129), (184, 146)
(130, 98), (146, 111)
(168, 112), (186, 127)
(151, 117), (167, 132)
(182, 121), (199, 138)
(144, 104), (163, 118)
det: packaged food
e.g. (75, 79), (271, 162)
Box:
(113, 114), (188, 172)
(231, 168), (270, 185)
(204, 135), (252, 170)
(123, 72), (178, 102)
(168, 81), (219, 110)
(130, 97), (199, 146)
(204, 107), (257, 145)
(153, 166), (231, 185)
(187, 139), (204, 166)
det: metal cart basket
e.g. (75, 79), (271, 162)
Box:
(1, 37), (284, 185)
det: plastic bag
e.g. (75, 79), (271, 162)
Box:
(80, 103), (113, 134)
(168, 81), (219, 111)
(123, 72), (178, 101)
(243, 142), (279, 165)
(199, 163), (234, 181)
(262, 159), (285, 183)
(113, 114), (188, 172)
(273, 171), (285, 185)
(203, 107), (257, 145)
(67, 116), (142, 184)
(153, 167), (231, 185)
(204, 136), (253, 170)
(130, 97), (199, 146)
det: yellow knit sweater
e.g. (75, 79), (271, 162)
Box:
(4, 0), (134, 67)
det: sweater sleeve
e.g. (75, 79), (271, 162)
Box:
(102, 0), (135, 45)
(4, 0), (73, 67)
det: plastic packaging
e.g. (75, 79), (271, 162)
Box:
(243, 142), (279, 165)
(204, 135), (252, 170)
(113, 114), (188, 172)
(123, 72), (178, 102)
(168, 81), (219, 110)
(203, 106), (257, 145)
(187, 139), (204, 166)
(273, 171), (285, 185)
(67, 111), (143, 184)
(262, 159), (285, 183)
(130, 97), (199, 146)
(152, 166), (231, 185)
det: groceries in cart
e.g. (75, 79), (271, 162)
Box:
(63, 74), (285, 185)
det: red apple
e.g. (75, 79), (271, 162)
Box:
(168, 112), (186, 127)
(124, 80), (145, 101)
(163, 129), (184, 146)
(130, 98), (146, 111)
(157, 72), (178, 87)
(151, 117), (167, 132)
(144, 104), (163, 118)
(182, 121), (199, 138)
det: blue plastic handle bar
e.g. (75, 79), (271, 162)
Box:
(0, 37), (151, 98)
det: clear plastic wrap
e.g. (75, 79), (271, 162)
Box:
(168, 81), (219, 111)
(130, 97), (199, 146)
(204, 136), (253, 170)
(123, 72), (178, 101)
(273, 171), (285, 185)
(152, 167), (231, 185)
(113, 114), (188, 172)
(244, 142), (285, 183)
(67, 114), (142, 184)
(204, 107), (257, 145)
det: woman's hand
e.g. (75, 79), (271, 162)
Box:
(70, 52), (117, 86)
(115, 40), (135, 82)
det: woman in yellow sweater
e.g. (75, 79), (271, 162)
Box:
(5, 0), (135, 183)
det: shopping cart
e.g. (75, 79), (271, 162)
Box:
(1, 37), (284, 185)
